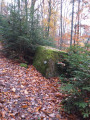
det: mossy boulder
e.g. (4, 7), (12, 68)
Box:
(33, 46), (67, 78)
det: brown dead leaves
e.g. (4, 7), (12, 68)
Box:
(0, 46), (68, 120)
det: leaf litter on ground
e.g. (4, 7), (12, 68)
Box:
(0, 44), (78, 120)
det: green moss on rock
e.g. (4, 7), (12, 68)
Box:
(33, 46), (67, 78)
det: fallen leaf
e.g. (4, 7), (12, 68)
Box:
(24, 90), (28, 94)
(56, 114), (61, 119)
(21, 85), (24, 88)
(55, 92), (62, 97)
(12, 88), (16, 92)
(0, 103), (3, 108)
(2, 111), (6, 117)
(49, 113), (55, 117)
(21, 105), (28, 109)
(36, 106), (42, 112)
(14, 95), (20, 98)
(4, 107), (8, 111)
(11, 118), (15, 120)
(2, 70), (6, 73)
(27, 108), (31, 112)
(9, 113), (15, 118)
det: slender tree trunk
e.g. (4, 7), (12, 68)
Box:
(47, 0), (51, 36)
(77, 0), (80, 44)
(25, 0), (28, 32)
(31, 0), (36, 31)
(41, 0), (44, 26)
(17, 0), (21, 34)
(13, 0), (17, 13)
(1, 0), (3, 14)
(60, 0), (63, 49)
(18, 0), (20, 15)
(70, 0), (74, 46)
(74, 24), (76, 46)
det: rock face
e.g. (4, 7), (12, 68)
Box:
(33, 46), (67, 78)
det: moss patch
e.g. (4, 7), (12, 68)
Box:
(33, 46), (67, 78)
(20, 63), (28, 68)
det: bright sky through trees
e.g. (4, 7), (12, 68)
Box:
(4, 0), (90, 26)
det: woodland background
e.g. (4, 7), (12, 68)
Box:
(0, 0), (90, 50)
(0, 0), (90, 119)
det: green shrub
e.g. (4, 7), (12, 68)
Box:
(20, 63), (28, 68)
(0, 7), (55, 62)
(0, 10), (55, 54)
(59, 45), (90, 119)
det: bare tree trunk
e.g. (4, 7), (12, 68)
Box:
(31, 0), (36, 31)
(41, 0), (44, 26)
(77, 0), (80, 44)
(18, 0), (20, 15)
(74, 24), (77, 46)
(25, 0), (28, 32)
(1, 0), (3, 14)
(47, 0), (51, 36)
(70, 0), (74, 46)
(60, 0), (63, 49)
(14, 0), (16, 12)
(17, 0), (21, 34)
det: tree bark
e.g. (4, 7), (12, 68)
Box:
(60, 0), (63, 49)
(70, 0), (74, 46)
(77, 0), (80, 44)
(18, 0), (20, 15)
(25, 0), (28, 32)
(47, 0), (51, 36)
(31, 0), (36, 31)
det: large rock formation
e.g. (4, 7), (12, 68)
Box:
(33, 46), (67, 78)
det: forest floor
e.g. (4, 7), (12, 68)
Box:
(0, 44), (77, 120)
